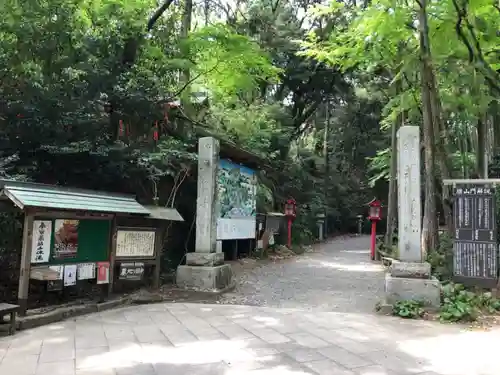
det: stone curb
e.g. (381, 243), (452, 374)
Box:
(14, 297), (131, 331)
(170, 283), (236, 295)
(6, 284), (237, 333)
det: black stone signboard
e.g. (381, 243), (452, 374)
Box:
(119, 262), (145, 281)
(453, 184), (498, 288)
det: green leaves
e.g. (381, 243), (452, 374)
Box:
(392, 300), (425, 319)
(439, 283), (500, 322)
(298, 0), (500, 186)
(187, 24), (281, 100)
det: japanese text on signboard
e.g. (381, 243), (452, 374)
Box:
(116, 230), (155, 258)
(453, 184), (498, 288)
(31, 220), (52, 264)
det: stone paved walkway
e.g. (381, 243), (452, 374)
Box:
(1, 236), (499, 375)
(1, 302), (499, 375)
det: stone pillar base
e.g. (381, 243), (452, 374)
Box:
(384, 273), (440, 308)
(186, 252), (224, 266)
(176, 264), (234, 293)
(389, 261), (431, 279)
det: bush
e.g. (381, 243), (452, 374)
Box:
(439, 283), (500, 322)
(392, 300), (425, 319)
(426, 232), (454, 282)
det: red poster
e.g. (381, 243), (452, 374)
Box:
(96, 262), (110, 284)
(54, 219), (79, 259)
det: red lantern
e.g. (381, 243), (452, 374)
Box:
(368, 199), (382, 221)
(284, 198), (297, 248)
(284, 199), (296, 218)
(119, 120), (124, 137)
(153, 121), (159, 141)
(367, 198), (382, 260)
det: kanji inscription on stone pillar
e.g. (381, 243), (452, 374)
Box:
(397, 126), (422, 262)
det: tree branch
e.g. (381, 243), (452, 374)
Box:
(452, 0), (500, 94)
(147, 0), (176, 31)
(171, 62), (221, 98)
(402, 72), (423, 117)
(451, 0), (474, 62)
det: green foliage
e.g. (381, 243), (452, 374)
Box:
(439, 284), (480, 322)
(205, 102), (283, 158)
(367, 148), (390, 187)
(188, 24), (281, 100)
(439, 284), (500, 322)
(392, 300), (425, 319)
(426, 232), (454, 282)
(0, 0), (390, 271)
(300, 0), (500, 188)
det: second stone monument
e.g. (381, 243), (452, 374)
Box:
(176, 137), (233, 292)
(384, 126), (440, 308)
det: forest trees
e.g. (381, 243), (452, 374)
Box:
(0, 0), (278, 189)
(302, 0), (500, 250)
(0, 0), (386, 249)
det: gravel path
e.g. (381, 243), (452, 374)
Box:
(220, 235), (385, 313)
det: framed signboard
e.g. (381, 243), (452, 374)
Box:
(453, 183), (498, 288)
(216, 159), (257, 240)
(119, 262), (145, 281)
(116, 228), (156, 259)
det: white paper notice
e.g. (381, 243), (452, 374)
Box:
(63, 265), (77, 286)
(49, 265), (63, 280)
(77, 263), (95, 280)
(31, 220), (52, 264)
(116, 230), (156, 258)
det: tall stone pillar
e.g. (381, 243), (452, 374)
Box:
(194, 137), (218, 254)
(397, 126), (422, 262)
(383, 126), (440, 308)
(176, 137), (233, 292)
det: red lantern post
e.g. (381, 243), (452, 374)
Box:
(367, 198), (382, 260)
(284, 198), (297, 248)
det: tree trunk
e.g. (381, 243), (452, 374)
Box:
(492, 101), (500, 153)
(462, 135), (470, 178)
(428, 58), (453, 234)
(477, 117), (487, 177)
(323, 101), (330, 237)
(384, 82), (401, 250)
(418, 0), (439, 256)
(180, 0), (193, 106)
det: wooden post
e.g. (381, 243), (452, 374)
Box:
(152, 227), (163, 289)
(108, 217), (117, 296)
(232, 240), (238, 260)
(18, 212), (34, 316)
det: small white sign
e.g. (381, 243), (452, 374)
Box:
(216, 218), (256, 240)
(31, 220), (52, 264)
(116, 230), (156, 258)
(77, 263), (95, 280)
(49, 265), (63, 280)
(63, 265), (77, 286)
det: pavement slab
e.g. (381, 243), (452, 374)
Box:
(0, 236), (498, 375)
(0, 301), (498, 375)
